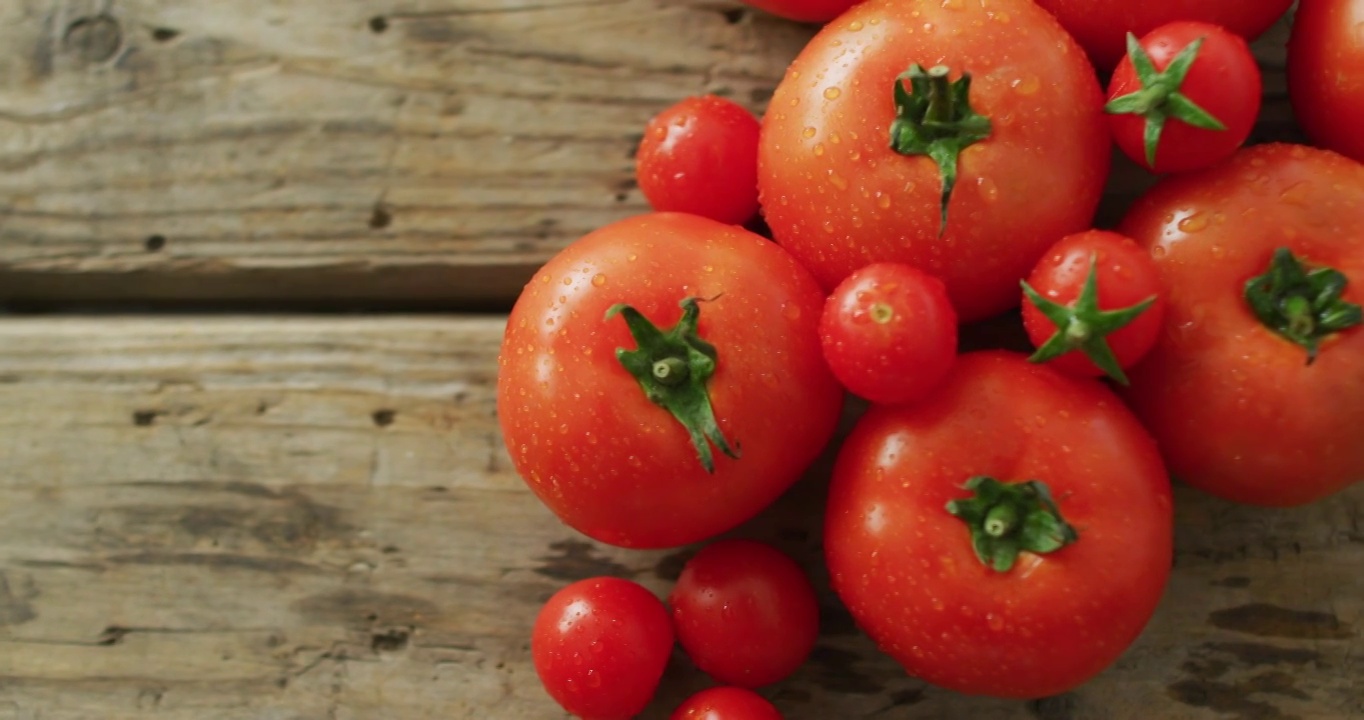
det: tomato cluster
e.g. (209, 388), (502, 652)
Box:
(498, 0), (1364, 715)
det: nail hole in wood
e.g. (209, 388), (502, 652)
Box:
(369, 205), (392, 229)
(721, 8), (747, 23)
(151, 27), (180, 42)
(372, 409), (396, 427)
(132, 410), (161, 426)
(145, 234), (166, 251)
(98, 626), (130, 646)
(369, 16), (389, 33)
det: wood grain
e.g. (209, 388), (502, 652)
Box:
(0, 2), (1301, 310)
(0, 316), (1358, 719)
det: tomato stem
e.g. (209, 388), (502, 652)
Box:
(946, 477), (1078, 573)
(1244, 247), (1362, 364)
(888, 64), (992, 236)
(1104, 33), (1227, 168)
(606, 297), (741, 472)
(1021, 254), (1156, 385)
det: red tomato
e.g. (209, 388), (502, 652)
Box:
(819, 263), (957, 405)
(1031, 0), (1293, 71)
(1106, 22), (1261, 173)
(636, 96), (761, 226)
(1118, 144), (1364, 507)
(532, 577), (674, 720)
(670, 687), (783, 720)
(758, 0), (1110, 322)
(1021, 230), (1165, 385)
(825, 351), (1173, 699)
(668, 540), (819, 688)
(498, 213), (843, 548)
(1288, 0), (1364, 163)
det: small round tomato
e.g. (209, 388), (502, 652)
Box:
(1288, 0), (1364, 163)
(1118, 144), (1364, 507)
(532, 577), (674, 720)
(1106, 22), (1262, 173)
(758, 0), (1111, 322)
(636, 96), (761, 226)
(735, 0), (859, 23)
(825, 351), (1173, 699)
(1021, 230), (1165, 385)
(670, 687), (783, 720)
(498, 213), (843, 548)
(1031, 0), (1293, 71)
(819, 263), (957, 405)
(668, 540), (818, 688)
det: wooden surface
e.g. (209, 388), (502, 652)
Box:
(2, 1), (1359, 719)
(0, 317), (1359, 719)
(0, 0), (1299, 310)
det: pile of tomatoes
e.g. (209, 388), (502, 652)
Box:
(496, 0), (1364, 716)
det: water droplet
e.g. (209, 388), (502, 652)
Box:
(814, 143), (826, 156)
(1177, 212), (1209, 233)
(591, 273), (606, 287)
(849, 150), (862, 161)
(829, 132), (842, 144)
(931, 597), (945, 610)
(1280, 181), (1312, 206)
(992, 10), (1011, 23)
(828, 173), (848, 190)
(784, 304), (802, 321)
(1152, 245), (1168, 259)
(1210, 245), (1226, 259)
(940, 0), (963, 8)
(977, 176), (999, 203)
(703, 265), (714, 273)
(824, 86), (842, 100)
(876, 194), (892, 210)
(802, 126), (817, 139)
(922, 21), (935, 32)
(987, 613), (1004, 631)
(1010, 75), (1040, 95)
(848, 20), (864, 30)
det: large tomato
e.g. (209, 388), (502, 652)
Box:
(498, 212), (843, 548)
(758, 0), (1110, 322)
(1118, 144), (1364, 507)
(1287, 0), (1364, 163)
(1031, 0), (1294, 71)
(825, 351), (1173, 699)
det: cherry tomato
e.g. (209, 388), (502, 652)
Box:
(498, 213), (843, 548)
(668, 539), (818, 688)
(532, 577), (674, 720)
(825, 351), (1173, 698)
(1106, 22), (1262, 173)
(1288, 0), (1364, 163)
(1118, 144), (1364, 507)
(758, 0), (1110, 322)
(670, 687), (783, 720)
(1031, 0), (1293, 71)
(1021, 230), (1165, 385)
(819, 263), (957, 405)
(735, 0), (860, 23)
(636, 96), (761, 226)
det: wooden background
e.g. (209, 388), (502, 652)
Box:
(0, 2), (1360, 719)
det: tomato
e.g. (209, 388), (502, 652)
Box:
(532, 577), (674, 720)
(1105, 22), (1261, 174)
(1118, 144), (1364, 507)
(668, 539), (819, 688)
(819, 263), (957, 405)
(1287, 0), (1364, 163)
(636, 96), (762, 226)
(758, 0), (1110, 322)
(498, 213), (843, 548)
(1021, 230), (1165, 385)
(736, 0), (860, 23)
(670, 687), (783, 720)
(1030, 0), (1294, 71)
(825, 351), (1173, 698)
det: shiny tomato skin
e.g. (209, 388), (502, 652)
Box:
(1032, 0), (1294, 71)
(1118, 144), (1364, 507)
(825, 351), (1173, 698)
(670, 687), (784, 720)
(1022, 230), (1166, 379)
(820, 263), (957, 405)
(738, 0), (860, 23)
(1107, 22), (1261, 174)
(1288, 0), (1364, 163)
(636, 96), (762, 226)
(668, 540), (819, 688)
(498, 212), (843, 548)
(532, 577), (674, 720)
(758, 0), (1110, 322)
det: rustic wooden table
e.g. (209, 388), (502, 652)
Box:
(0, 2), (1359, 719)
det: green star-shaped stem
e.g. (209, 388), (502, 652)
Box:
(1104, 33), (1227, 169)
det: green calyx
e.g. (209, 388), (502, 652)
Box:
(888, 64), (992, 235)
(946, 476), (1078, 573)
(1104, 33), (1227, 169)
(1244, 247), (1362, 364)
(605, 296), (739, 473)
(1021, 254), (1157, 386)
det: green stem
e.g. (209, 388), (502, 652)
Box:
(1104, 33), (1227, 168)
(1244, 247), (1362, 364)
(945, 477), (1078, 573)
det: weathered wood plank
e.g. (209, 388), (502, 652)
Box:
(0, 3), (1299, 309)
(0, 316), (1358, 719)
